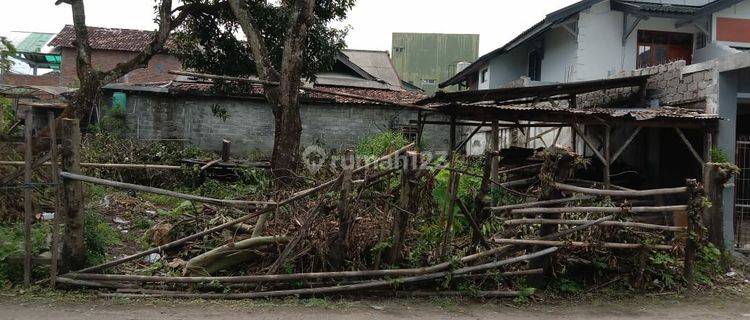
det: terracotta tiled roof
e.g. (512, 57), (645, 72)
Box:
(107, 81), (425, 106)
(49, 25), (164, 52)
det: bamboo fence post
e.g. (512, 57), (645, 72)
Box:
(386, 151), (419, 264)
(471, 151), (494, 247)
(61, 118), (85, 271)
(48, 111), (61, 289)
(684, 179), (704, 291)
(440, 155), (460, 258)
(490, 121), (500, 193)
(22, 110), (33, 287)
(332, 151), (354, 267)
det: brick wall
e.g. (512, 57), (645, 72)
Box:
(60, 48), (182, 86)
(101, 91), (453, 156)
(0, 72), (60, 86)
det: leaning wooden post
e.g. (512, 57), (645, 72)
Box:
(331, 150), (354, 267)
(702, 163), (736, 251)
(471, 151), (495, 248)
(61, 118), (86, 271)
(385, 151), (420, 264)
(684, 178), (705, 292)
(221, 139), (231, 162)
(48, 111), (62, 289)
(22, 110), (34, 287)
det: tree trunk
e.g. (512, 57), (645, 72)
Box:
(270, 101), (302, 176)
(61, 118), (85, 271)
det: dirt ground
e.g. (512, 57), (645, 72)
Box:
(2, 286), (750, 320)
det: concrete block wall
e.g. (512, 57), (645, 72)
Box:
(107, 92), (452, 157)
(577, 60), (717, 111)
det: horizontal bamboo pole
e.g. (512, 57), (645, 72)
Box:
(487, 196), (593, 213)
(493, 238), (675, 250)
(94, 247), (558, 300)
(511, 205), (687, 215)
(504, 218), (686, 232)
(68, 268), (543, 285)
(554, 182), (687, 197)
(0, 161), (183, 170)
(60, 172), (276, 207)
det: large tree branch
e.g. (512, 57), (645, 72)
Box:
(279, 0), (315, 103)
(228, 0), (280, 82)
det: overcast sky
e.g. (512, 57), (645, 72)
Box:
(1, 0), (579, 55)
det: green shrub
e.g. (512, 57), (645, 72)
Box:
(0, 223), (50, 284)
(0, 97), (14, 134)
(711, 147), (730, 163)
(84, 210), (121, 265)
(356, 130), (409, 157)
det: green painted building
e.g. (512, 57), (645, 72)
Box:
(391, 33), (479, 95)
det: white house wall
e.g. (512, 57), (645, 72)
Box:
(541, 26), (579, 82)
(576, 1), (701, 81)
(486, 45), (529, 88)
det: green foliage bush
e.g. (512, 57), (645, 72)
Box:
(0, 223), (50, 285)
(0, 97), (14, 134)
(84, 210), (121, 265)
(356, 130), (409, 157)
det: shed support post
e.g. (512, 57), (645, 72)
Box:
(604, 126), (611, 189)
(61, 118), (86, 271)
(490, 121), (500, 194)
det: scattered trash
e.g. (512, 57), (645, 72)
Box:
(726, 271), (737, 277)
(144, 253), (161, 264)
(40, 212), (55, 221)
(370, 305), (385, 311)
(114, 217), (130, 225)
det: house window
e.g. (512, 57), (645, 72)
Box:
(637, 30), (693, 68)
(480, 68), (488, 83)
(528, 50), (542, 81)
(400, 125), (418, 142)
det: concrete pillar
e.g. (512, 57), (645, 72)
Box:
(717, 70), (738, 249)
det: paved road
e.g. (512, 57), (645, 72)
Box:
(2, 291), (750, 320)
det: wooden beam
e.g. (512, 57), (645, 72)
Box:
(611, 127), (642, 163)
(675, 128), (705, 166)
(572, 125), (606, 163)
(488, 196), (593, 213)
(604, 126), (611, 188)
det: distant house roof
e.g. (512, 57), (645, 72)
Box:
(340, 49), (403, 89)
(49, 25), (161, 52)
(440, 0), (739, 88)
